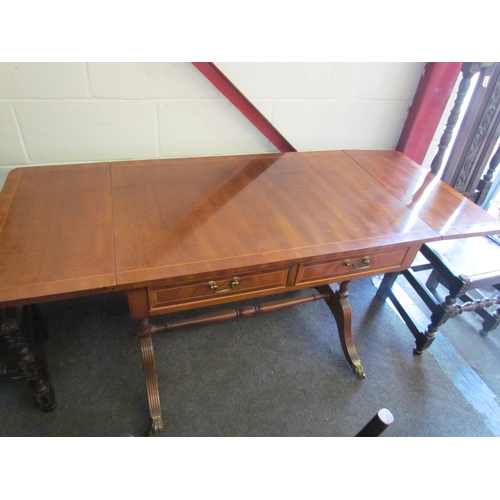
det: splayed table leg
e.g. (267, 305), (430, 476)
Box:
(316, 281), (366, 379)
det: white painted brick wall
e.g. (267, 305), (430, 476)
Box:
(0, 63), (89, 99)
(0, 102), (25, 164)
(0, 62), (427, 189)
(158, 99), (274, 157)
(87, 63), (220, 99)
(14, 101), (158, 163)
(327, 62), (425, 100)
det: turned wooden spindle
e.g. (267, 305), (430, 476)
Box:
(430, 62), (482, 175)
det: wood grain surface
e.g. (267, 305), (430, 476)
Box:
(111, 151), (439, 285)
(345, 150), (500, 238)
(0, 163), (115, 303)
(1, 150), (499, 305)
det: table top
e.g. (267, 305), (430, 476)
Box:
(1, 150), (499, 305)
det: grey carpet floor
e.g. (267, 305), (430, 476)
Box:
(0, 276), (496, 437)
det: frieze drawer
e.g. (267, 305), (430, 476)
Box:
(295, 247), (410, 285)
(148, 267), (290, 313)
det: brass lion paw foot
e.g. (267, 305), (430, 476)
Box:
(353, 363), (366, 379)
(147, 416), (165, 437)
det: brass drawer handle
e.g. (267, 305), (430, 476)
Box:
(343, 256), (370, 270)
(207, 277), (241, 294)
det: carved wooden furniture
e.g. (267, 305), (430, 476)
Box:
(377, 142), (500, 352)
(376, 63), (500, 355)
(377, 236), (500, 354)
(437, 62), (500, 200)
(429, 62), (483, 175)
(1, 150), (499, 435)
(0, 305), (56, 411)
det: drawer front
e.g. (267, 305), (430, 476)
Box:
(295, 247), (410, 285)
(148, 267), (290, 312)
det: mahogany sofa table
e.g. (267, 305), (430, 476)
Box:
(1, 150), (499, 436)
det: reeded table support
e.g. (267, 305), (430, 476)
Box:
(316, 281), (366, 379)
(135, 289), (362, 436)
(138, 318), (164, 436)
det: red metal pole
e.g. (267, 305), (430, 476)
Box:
(396, 62), (462, 165)
(192, 62), (296, 153)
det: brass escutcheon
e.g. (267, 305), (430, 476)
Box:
(343, 256), (370, 270)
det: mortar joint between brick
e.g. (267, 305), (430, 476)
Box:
(155, 101), (161, 157)
(84, 63), (93, 97)
(9, 102), (31, 164)
(326, 63), (336, 98)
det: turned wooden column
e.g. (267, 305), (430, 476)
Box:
(440, 62), (500, 200)
(430, 62), (482, 175)
(414, 274), (471, 354)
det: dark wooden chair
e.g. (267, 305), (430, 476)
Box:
(376, 235), (500, 354)
(376, 62), (500, 355)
